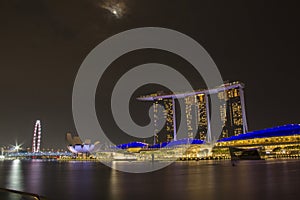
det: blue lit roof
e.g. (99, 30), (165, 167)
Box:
(218, 124), (300, 142)
(116, 141), (149, 149)
(116, 138), (205, 149)
(149, 138), (205, 149)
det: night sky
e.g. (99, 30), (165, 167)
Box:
(0, 0), (299, 149)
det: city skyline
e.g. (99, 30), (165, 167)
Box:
(0, 1), (299, 149)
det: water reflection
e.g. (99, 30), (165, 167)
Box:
(65, 162), (93, 199)
(7, 159), (23, 191)
(0, 159), (299, 200)
(65, 161), (105, 199)
(27, 160), (43, 193)
(109, 161), (122, 199)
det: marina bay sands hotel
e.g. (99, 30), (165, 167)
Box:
(137, 81), (248, 144)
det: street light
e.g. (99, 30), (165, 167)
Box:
(12, 142), (23, 153)
(14, 145), (20, 153)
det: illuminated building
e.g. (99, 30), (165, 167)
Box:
(185, 94), (210, 141)
(153, 97), (175, 144)
(217, 83), (248, 138)
(116, 142), (149, 153)
(185, 95), (197, 139)
(138, 81), (248, 143)
(214, 124), (300, 157)
(66, 133), (100, 154)
(113, 125), (300, 160)
(196, 94), (209, 140)
(114, 138), (206, 157)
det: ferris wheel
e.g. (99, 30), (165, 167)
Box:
(32, 120), (42, 152)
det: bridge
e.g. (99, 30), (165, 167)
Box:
(5, 151), (73, 158)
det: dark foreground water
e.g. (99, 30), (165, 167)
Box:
(0, 159), (299, 200)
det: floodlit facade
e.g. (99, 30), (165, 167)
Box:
(138, 81), (248, 143)
(66, 133), (100, 154)
(218, 86), (246, 138)
(214, 124), (300, 157)
(113, 124), (300, 160)
(153, 97), (175, 144)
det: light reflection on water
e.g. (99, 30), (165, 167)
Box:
(109, 161), (121, 200)
(27, 160), (42, 193)
(7, 159), (23, 191)
(0, 159), (299, 200)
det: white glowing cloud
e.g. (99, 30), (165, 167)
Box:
(99, 0), (127, 19)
